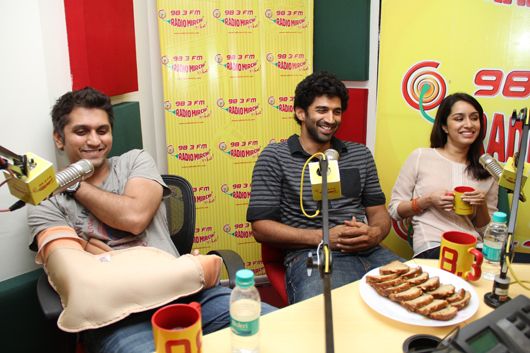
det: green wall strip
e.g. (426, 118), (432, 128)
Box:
(314, 0), (370, 80)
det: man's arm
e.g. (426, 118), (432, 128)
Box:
(251, 219), (322, 248)
(74, 177), (163, 235)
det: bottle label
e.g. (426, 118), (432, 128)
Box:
(230, 317), (259, 337)
(483, 244), (501, 262)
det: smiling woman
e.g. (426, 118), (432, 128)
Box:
(388, 93), (499, 258)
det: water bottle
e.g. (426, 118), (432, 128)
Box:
(482, 211), (508, 280)
(230, 269), (260, 353)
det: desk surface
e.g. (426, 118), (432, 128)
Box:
(203, 259), (529, 353)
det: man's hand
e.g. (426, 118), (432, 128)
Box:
(192, 250), (221, 288)
(329, 220), (382, 253)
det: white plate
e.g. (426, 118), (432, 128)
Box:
(359, 264), (479, 327)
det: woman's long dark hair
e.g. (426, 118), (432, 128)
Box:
(430, 93), (490, 180)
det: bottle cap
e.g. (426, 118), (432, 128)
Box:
(492, 211), (507, 223)
(235, 269), (255, 288)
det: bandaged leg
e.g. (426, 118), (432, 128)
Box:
(45, 246), (216, 332)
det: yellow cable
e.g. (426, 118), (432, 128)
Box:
(504, 233), (530, 291)
(300, 152), (325, 218)
(323, 245), (330, 273)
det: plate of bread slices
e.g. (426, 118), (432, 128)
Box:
(360, 260), (478, 327)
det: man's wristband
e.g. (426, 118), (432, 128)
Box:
(64, 182), (81, 197)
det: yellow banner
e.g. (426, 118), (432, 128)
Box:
(377, 0), (530, 258)
(157, 0), (313, 274)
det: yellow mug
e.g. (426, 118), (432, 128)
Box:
(453, 186), (474, 216)
(439, 231), (483, 281)
(151, 302), (202, 353)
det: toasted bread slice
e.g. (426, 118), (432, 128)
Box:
(446, 288), (466, 303)
(366, 272), (399, 284)
(451, 290), (471, 310)
(428, 284), (455, 299)
(416, 299), (448, 315)
(428, 305), (458, 321)
(407, 272), (429, 285)
(417, 276), (440, 292)
(383, 282), (412, 296)
(379, 261), (410, 275)
(389, 287), (423, 302)
(402, 294), (434, 312)
(400, 266), (423, 279)
(371, 276), (405, 290)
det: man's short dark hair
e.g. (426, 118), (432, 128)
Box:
(51, 87), (114, 140)
(293, 72), (349, 124)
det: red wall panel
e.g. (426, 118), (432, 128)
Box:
(64, 0), (138, 96)
(335, 88), (368, 144)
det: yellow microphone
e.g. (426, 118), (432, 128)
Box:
(479, 153), (527, 202)
(309, 149), (342, 201)
(3, 153), (94, 205)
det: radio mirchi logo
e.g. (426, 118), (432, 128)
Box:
(220, 182), (251, 203)
(218, 140), (261, 161)
(158, 8), (206, 30)
(401, 61), (447, 123)
(167, 143), (213, 166)
(161, 55), (208, 77)
(164, 99), (210, 120)
(392, 218), (413, 244)
(194, 225), (218, 247)
(212, 8), (258, 29)
(216, 97), (262, 120)
(215, 53), (260, 74)
(266, 52), (309, 73)
(264, 8), (308, 29)
(192, 185), (215, 208)
(223, 222), (254, 242)
(268, 95), (294, 116)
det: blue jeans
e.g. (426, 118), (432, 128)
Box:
(284, 246), (402, 304)
(82, 285), (276, 353)
(415, 246), (440, 259)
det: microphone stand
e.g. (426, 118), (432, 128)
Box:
(484, 107), (529, 308)
(307, 157), (335, 353)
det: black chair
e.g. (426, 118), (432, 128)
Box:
(36, 174), (245, 352)
(162, 174), (245, 285)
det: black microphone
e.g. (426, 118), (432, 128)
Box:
(479, 153), (526, 202)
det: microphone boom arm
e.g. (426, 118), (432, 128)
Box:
(485, 107), (529, 308)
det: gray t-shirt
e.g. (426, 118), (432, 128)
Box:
(27, 149), (179, 257)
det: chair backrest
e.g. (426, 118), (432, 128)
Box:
(261, 243), (289, 306)
(162, 174), (195, 255)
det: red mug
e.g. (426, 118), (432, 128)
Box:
(439, 231), (483, 281)
(151, 302), (202, 353)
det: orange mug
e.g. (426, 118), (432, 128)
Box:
(439, 231), (483, 281)
(453, 186), (475, 216)
(151, 302), (202, 353)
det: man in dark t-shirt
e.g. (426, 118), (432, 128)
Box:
(247, 72), (401, 304)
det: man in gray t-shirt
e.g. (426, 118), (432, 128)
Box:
(26, 87), (275, 353)
(28, 148), (178, 256)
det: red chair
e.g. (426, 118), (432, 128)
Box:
(261, 243), (288, 307)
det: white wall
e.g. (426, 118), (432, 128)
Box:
(0, 1), (71, 280)
(0, 0), (380, 281)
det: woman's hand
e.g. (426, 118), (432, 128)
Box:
(426, 190), (455, 212)
(461, 189), (487, 206)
